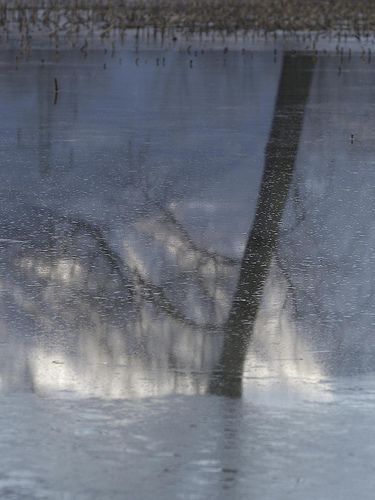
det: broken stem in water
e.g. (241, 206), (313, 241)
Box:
(54, 77), (59, 104)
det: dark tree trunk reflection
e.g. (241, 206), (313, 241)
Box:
(209, 53), (316, 397)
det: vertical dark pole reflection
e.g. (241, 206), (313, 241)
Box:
(37, 66), (53, 175)
(209, 53), (315, 398)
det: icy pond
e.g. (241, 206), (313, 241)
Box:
(0, 33), (375, 498)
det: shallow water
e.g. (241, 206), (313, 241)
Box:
(1, 36), (375, 497)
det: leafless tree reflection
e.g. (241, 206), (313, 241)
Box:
(0, 203), (228, 396)
(0, 52), (317, 399)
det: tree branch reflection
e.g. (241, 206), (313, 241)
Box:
(0, 53), (316, 398)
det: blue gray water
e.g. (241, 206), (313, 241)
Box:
(0, 35), (374, 498)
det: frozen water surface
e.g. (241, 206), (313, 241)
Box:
(0, 34), (375, 497)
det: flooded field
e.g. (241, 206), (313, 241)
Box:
(1, 33), (375, 498)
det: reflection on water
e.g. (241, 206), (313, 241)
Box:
(0, 43), (374, 401)
(0, 205), (224, 397)
(210, 53), (316, 397)
(2, 46), (275, 398)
